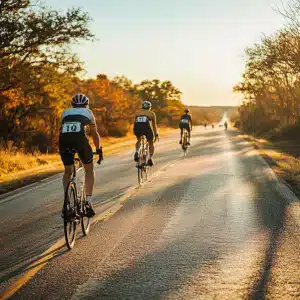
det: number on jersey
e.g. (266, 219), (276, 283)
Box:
(136, 116), (148, 123)
(62, 122), (81, 133)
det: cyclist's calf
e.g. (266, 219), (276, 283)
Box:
(83, 163), (95, 196)
(148, 140), (154, 156)
(63, 165), (73, 193)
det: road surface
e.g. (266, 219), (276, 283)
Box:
(1, 127), (299, 299)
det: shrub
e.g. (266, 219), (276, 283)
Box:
(108, 121), (131, 137)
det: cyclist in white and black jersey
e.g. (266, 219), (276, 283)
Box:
(59, 94), (103, 218)
(179, 108), (192, 145)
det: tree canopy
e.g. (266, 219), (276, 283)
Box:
(234, 0), (300, 134)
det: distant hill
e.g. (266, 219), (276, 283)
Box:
(188, 106), (237, 125)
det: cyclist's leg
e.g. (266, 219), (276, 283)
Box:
(135, 136), (142, 161)
(179, 127), (183, 143)
(78, 142), (95, 217)
(83, 162), (95, 198)
(148, 140), (154, 157)
(63, 166), (73, 193)
(146, 130), (155, 166)
(59, 151), (74, 193)
(82, 162), (95, 217)
(135, 136), (142, 152)
(187, 127), (191, 144)
(134, 124), (142, 161)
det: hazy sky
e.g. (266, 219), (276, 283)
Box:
(49, 0), (288, 106)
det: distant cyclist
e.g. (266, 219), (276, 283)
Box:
(133, 101), (159, 166)
(179, 108), (192, 145)
(224, 121), (228, 130)
(59, 94), (103, 218)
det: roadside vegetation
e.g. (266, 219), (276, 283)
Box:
(233, 0), (300, 196)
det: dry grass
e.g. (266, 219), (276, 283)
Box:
(0, 127), (175, 194)
(242, 134), (300, 197)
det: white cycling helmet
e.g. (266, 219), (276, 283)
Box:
(142, 101), (152, 109)
(71, 94), (89, 106)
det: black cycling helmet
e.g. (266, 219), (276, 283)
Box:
(71, 94), (89, 107)
(142, 101), (152, 110)
(184, 108), (190, 113)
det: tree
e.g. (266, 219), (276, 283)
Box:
(0, 0), (94, 93)
(137, 79), (182, 109)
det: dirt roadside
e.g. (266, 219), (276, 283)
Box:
(242, 134), (300, 199)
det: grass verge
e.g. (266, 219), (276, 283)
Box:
(0, 128), (175, 195)
(241, 134), (300, 198)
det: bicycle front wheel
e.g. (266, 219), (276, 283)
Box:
(63, 182), (78, 249)
(182, 131), (188, 155)
(81, 185), (90, 236)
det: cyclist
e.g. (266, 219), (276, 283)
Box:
(133, 101), (159, 167)
(59, 94), (102, 218)
(179, 108), (192, 145)
(224, 121), (228, 130)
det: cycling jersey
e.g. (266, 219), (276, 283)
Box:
(60, 107), (96, 135)
(179, 114), (192, 130)
(59, 107), (96, 165)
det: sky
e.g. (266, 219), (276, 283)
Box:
(48, 0), (288, 106)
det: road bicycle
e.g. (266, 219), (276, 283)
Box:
(181, 128), (189, 156)
(63, 151), (102, 249)
(136, 136), (150, 185)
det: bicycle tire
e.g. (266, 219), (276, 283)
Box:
(137, 146), (143, 185)
(63, 182), (78, 249)
(182, 130), (188, 155)
(142, 143), (150, 181)
(81, 185), (90, 236)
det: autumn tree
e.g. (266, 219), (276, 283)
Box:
(0, 0), (93, 149)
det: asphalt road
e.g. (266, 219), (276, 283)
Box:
(1, 127), (299, 300)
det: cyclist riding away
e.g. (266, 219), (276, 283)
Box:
(179, 108), (192, 145)
(133, 101), (159, 167)
(59, 94), (102, 218)
(224, 121), (228, 130)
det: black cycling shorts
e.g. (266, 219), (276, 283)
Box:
(133, 124), (154, 141)
(59, 135), (93, 165)
(179, 124), (191, 132)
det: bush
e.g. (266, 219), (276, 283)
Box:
(271, 121), (300, 141)
(29, 133), (50, 153)
(108, 121), (131, 137)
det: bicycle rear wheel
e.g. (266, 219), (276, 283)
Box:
(63, 182), (78, 249)
(81, 185), (90, 236)
(142, 144), (150, 181)
(138, 148), (144, 185)
(182, 131), (188, 156)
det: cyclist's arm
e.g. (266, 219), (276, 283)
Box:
(151, 112), (158, 136)
(89, 111), (101, 150)
(190, 116), (193, 130)
(89, 124), (100, 150)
